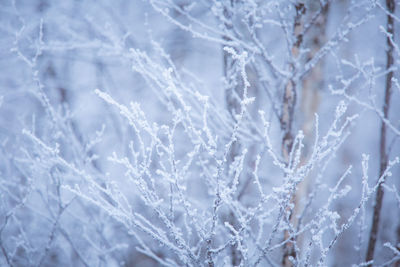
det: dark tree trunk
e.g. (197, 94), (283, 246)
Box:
(365, 0), (395, 265)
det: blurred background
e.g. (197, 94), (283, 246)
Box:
(0, 0), (399, 266)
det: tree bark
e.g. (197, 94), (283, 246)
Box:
(282, 3), (306, 266)
(365, 0), (395, 265)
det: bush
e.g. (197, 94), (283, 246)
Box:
(0, 1), (399, 266)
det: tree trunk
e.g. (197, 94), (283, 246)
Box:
(365, 0), (395, 265)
